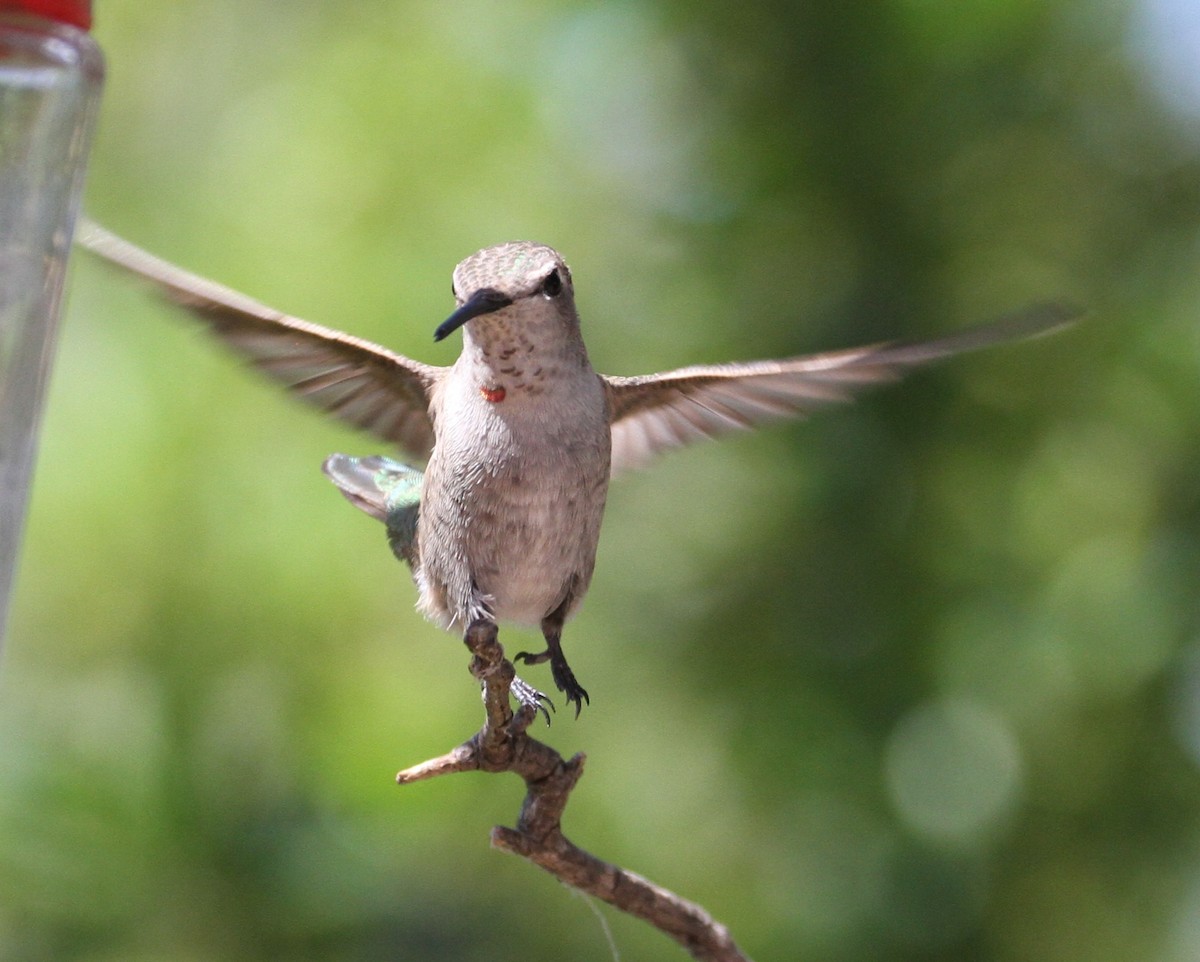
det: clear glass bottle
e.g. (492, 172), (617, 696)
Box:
(0, 0), (103, 643)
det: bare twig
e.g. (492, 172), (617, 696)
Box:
(395, 621), (752, 962)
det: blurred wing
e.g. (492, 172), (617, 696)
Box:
(77, 221), (443, 461)
(605, 303), (1077, 473)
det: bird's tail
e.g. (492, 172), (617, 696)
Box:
(322, 454), (423, 565)
(322, 454), (422, 519)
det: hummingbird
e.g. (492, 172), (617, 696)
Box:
(77, 223), (1074, 716)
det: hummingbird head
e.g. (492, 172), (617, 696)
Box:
(434, 241), (575, 342)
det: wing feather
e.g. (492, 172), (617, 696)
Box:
(77, 221), (443, 461)
(605, 303), (1076, 472)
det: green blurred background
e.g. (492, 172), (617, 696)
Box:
(4, 0), (1200, 959)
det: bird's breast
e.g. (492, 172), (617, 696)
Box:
(418, 368), (612, 626)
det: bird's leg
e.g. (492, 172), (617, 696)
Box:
(465, 618), (553, 724)
(516, 607), (589, 717)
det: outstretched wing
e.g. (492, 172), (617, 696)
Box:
(604, 303), (1076, 473)
(77, 221), (444, 461)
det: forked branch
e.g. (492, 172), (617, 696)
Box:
(395, 621), (752, 962)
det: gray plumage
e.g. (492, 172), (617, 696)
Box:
(77, 223), (1075, 714)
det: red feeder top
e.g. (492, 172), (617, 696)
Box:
(0, 0), (92, 30)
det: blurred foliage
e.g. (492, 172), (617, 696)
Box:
(3, 0), (1200, 959)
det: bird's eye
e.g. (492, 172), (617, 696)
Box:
(541, 269), (562, 298)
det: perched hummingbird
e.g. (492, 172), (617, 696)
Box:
(78, 223), (1073, 716)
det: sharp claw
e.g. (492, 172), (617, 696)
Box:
(567, 687), (589, 719)
(511, 675), (555, 725)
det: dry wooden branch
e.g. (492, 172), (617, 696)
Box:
(395, 620), (752, 962)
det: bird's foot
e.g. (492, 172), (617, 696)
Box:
(515, 647), (590, 718)
(511, 675), (554, 726)
(551, 658), (589, 718)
